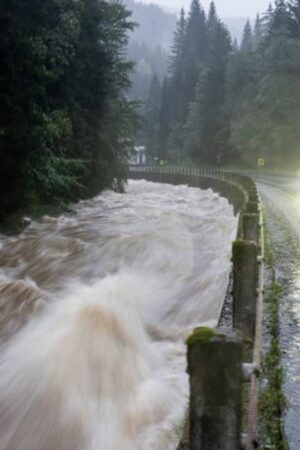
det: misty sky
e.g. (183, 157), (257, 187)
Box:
(142, 0), (272, 17)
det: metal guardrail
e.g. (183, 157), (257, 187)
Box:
(128, 164), (255, 191)
(129, 165), (264, 450)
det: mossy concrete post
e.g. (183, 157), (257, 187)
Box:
(245, 201), (258, 214)
(243, 213), (259, 243)
(187, 327), (243, 450)
(232, 240), (258, 347)
(249, 191), (258, 203)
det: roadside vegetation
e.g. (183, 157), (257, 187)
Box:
(259, 211), (287, 450)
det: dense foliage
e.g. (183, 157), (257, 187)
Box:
(228, 0), (300, 166)
(0, 0), (136, 221)
(144, 0), (300, 168)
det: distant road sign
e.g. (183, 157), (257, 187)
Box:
(257, 158), (265, 167)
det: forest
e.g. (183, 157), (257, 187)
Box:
(125, 0), (246, 102)
(1, 0), (300, 223)
(0, 0), (137, 222)
(143, 0), (300, 168)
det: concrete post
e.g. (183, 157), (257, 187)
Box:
(245, 201), (258, 214)
(232, 240), (258, 348)
(187, 327), (243, 450)
(243, 213), (259, 243)
(248, 191), (258, 202)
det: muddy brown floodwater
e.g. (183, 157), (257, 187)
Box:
(0, 180), (237, 450)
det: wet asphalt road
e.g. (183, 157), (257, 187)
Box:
(250, 172), (300, 450)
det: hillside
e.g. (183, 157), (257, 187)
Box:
(125, 0), (177, 50)
(125, 0), (247, 101)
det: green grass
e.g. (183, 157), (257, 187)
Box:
(262, 205), (273, 266)
(257, 205), (287, 449)
(259, 281), (287, 449)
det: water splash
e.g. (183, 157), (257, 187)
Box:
(0, 180), (237, 449)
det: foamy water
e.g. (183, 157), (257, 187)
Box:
(0, 180), (237, 450)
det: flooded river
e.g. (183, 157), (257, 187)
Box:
(0, 180), (237, 450)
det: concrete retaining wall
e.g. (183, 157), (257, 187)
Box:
(129, 169), (247, 215)
(129, 166), (263, 450)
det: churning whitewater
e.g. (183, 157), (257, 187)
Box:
(0, 180), (237, 450)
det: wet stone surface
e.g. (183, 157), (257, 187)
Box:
(259, 182), (300, 450)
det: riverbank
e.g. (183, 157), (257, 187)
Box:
(0, 202), (75, 236)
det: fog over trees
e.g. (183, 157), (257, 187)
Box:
(1, 0), (300, 223)
(125, 0), (247, 101)
(142, 0), (300, 167)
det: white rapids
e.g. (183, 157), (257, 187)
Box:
(0, 179), (237, 450)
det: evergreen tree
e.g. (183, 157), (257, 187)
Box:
(0, 0), (136, 220)
(163, 0), (209, 160)
(182, 0), (208, 103)
(254, 14), (264, 48)
(233, 38), (239, 51)
(261, 3), (274, 33)
(144, 74), (161, 160)
(168, 8), (186, 125)
(268, 0), (292, 36)
(227, 0), (300, 167)
(288, 0), (300, 28)
(169, 8), (186, 73)
(207, 1), (218, 31)
(241, 20), (253, 52)
(185, 3), (231, 163)
(152, 0), (300, 169)
(157, 78), (172, 159)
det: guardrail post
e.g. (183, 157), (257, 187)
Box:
(243, 213), (259, 243)
(245, 201), (258, 214)
(248, 190), (258, 202)
(232, 240), (258, 350)
(187, 327), (243, 450)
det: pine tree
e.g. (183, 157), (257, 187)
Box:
(185, 3), (232, 163)
(144, 74), (161, 160)
(182, 0), (208, 103)
(169, 8), (186, 73)
(241, 20), (253, 52)
(261, 3), (274, 33)
(167, 8), (186, 125)
(233, 38), (239, 51)
(288, 0), (300, 21)
(268, 0), (292, 35)
(157, 77), (172, 159)
(208, 1), (217, 31)
(227, 0), (300, 167)
(0, 0), (136, 220)
(288, 0), (300, 34)
(254, 14), (264, 48)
